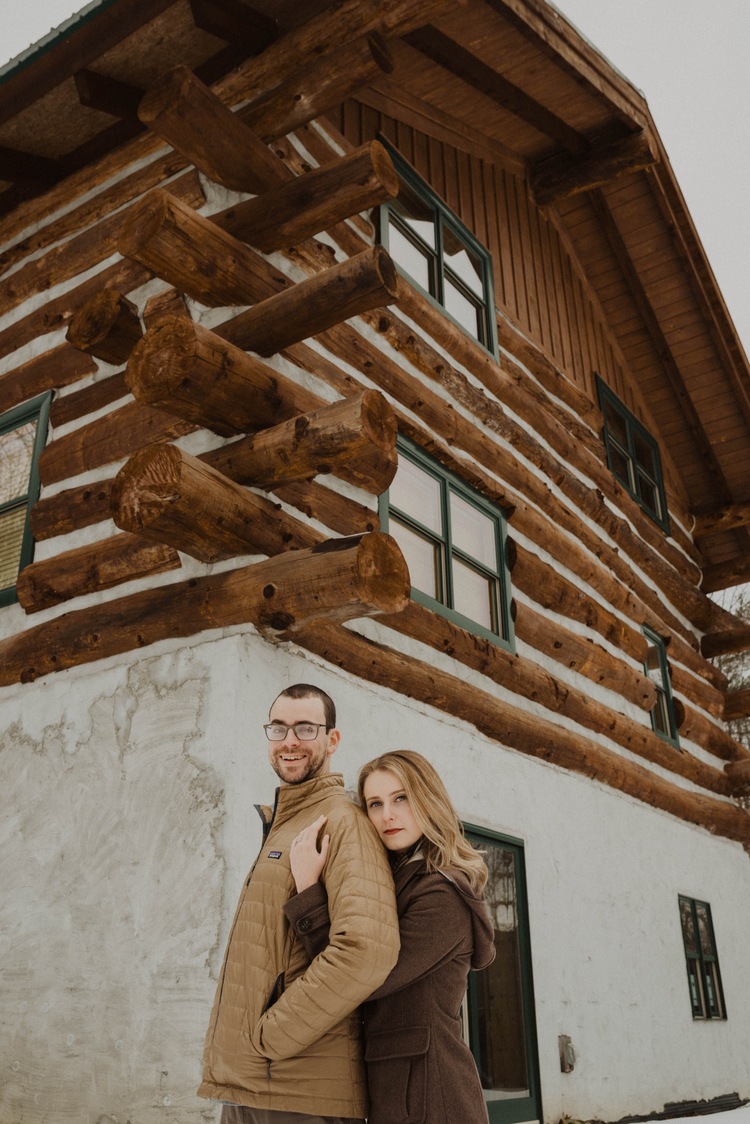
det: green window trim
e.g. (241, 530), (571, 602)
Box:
(678, 896), (726, 1020)
(465, 826), (542, 1124)
(596, 376), (670, 532)
(378, 140), (499, 358)
(642, 625), (680, 748)
(379, 437), (514, 650)
(0, 392), (51, 608)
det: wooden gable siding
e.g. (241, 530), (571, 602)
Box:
(0, 77), (746, 842)
(333, 99), (691, 513)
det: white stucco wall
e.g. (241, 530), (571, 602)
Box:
(2, 628), (749, 1123)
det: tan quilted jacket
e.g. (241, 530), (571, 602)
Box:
(197, 772), (400, 1117)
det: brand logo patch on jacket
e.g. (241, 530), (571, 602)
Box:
(268, 850), (283, 859)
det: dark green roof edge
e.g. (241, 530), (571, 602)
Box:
(0, 0), (120, 87)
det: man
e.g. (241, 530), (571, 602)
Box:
(198, 683), (400, 1124)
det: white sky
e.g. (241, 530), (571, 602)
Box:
(3, 1), (750, 355)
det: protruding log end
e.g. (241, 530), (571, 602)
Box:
(350, 530), (411, 616)
(725, 759), (750, 798)
(126, 314), (197, 407)
(66, 289), (142, 364)
(137, 64), (193, 127)
(111, 442), (184, 534)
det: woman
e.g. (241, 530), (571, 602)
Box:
(284, 750), (495, 1124)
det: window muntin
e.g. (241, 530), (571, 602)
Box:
(678, 897), (726, 1020)
(381, 439), (514, 648)
(0, 394), (50, 607)
(596, 377), (669, 532)
(643, 626), (679, 746)
(380, 144), (498, 356)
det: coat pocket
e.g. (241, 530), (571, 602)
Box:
(365, 1025), (431, 1124)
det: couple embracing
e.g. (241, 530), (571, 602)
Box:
(198, 683), (495, 1124)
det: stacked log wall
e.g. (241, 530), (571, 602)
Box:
(0, 103), (746, 843)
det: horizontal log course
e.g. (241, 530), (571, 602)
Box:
(693, 501), (750, 538)
(30, 478), (115, 541)
(724, 687), (750, 722)
(38, 399), (195, 487)
(239, 32), (394, 143)
(702, 624), (750, 659)
(221, 247), (399, 357)
(138, 65), (293, 194)
(0, 533), (410, 686)
(677, 703), (750, 763)
(117, 190), (283, 308)
(376, 600), (728, 795)
(0, 168), (204, 322)
(204, 390), (397, 495)
(49, 371), (128, 430)
(16, 533), (181, 614)
(66, 289), (142, 364)
(125, 316), (321, 435)
(669, 661), (725, 718)
(111, 442), (323, 563)
(217, 140), (398, 253)
(0, 344), (96, 417)
(290, 620), (750, 844)
(143, 287), (190, 328)
(725, 760), (750, 798)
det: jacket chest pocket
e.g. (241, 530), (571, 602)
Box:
(365, 1025), (430, 1124)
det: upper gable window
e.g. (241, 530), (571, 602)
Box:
(379, 438), (514, 649)
(379, 144), (498, 356)
(596, 376), (669, 532)
(0, 393), (50, 608)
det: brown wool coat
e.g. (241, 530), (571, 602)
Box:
(284, 855), (496, 1124)
(198, 773), (400, 1118)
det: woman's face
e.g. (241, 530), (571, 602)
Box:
(363, 768), (422, 853)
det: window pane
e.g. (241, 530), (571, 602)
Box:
(450, 492), (497, 569)
(390, 518), (441, 601)
(389, 222), (434, 293)
(0, 420), (36, 506)
(443, 226), (484, 296)
(634, 430), (657, 475)
(637, 470), (661, 518)
(471, 845), (530, 1096)
(695, 904), (714, 958)
(603, 401), (628, 447)
(389, 456), (443, 534)
(680, 899), (697, 954)
(453, 556), (495, 631)
(392, 187), (436, 247)
(444, 276), (482, 339)
(686, 959), (705, 1017)
(645, 640), (666, 689)
(0, 503), (27, 588)
(651, 693), (672, 737)
(607, 441), (632, 489)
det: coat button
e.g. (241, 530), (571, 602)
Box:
(298, 918), (312, 933)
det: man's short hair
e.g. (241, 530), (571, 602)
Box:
(271, 683), (336, 729)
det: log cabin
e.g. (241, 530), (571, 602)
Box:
(1, 1), (749, 1121)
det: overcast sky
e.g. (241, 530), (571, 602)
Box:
(3, 1), (749, 355)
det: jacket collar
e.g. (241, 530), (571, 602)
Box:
(273, 772), (346, 826)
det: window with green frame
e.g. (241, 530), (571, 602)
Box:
(379, 438), (514, 648)
(596, 376), (669, 532)
(643, 625), (680, 747)
(0, 393), (51, 607)
(678, 896), (726, 1020)
(378, 143), (498, 355)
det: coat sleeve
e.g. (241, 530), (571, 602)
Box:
(252, 808), (399, 1061)
(367, 876), (472, 1001)
(283, 883), (331, 960)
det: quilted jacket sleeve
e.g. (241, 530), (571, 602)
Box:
(283, 883), (331, 960)
(252, 806), (399, 1060)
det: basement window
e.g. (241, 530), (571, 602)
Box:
(0, 393), (51, 608)
(379, 143), (498, 355)
(379, 438), (514, 649)
(596, 376), (669, 532)
(678, 896), (726, 1019)
(643, 625), (679, 747)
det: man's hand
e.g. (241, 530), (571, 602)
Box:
(290, 815), (330, 892)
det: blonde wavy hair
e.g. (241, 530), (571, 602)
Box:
(357, 750), (488, 894)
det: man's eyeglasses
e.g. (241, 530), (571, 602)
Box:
(263, 722), (330, 742)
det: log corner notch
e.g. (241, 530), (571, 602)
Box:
(530, 129), (659, 208)
(66, 290), (143, 365)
